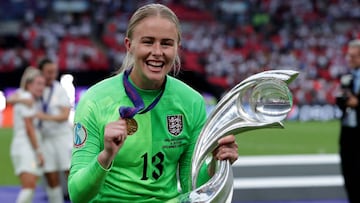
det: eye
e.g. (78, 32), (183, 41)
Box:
(142, 40), (153, 45)
(141, 37), (154, 45)
(161, 40), (174, 47)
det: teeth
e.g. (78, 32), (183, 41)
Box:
(147, 61), (164, 67)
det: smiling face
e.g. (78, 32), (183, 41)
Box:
(125, 15), (179, 89)
(27, 75), (46, 99)
(41, 62), (58, 86)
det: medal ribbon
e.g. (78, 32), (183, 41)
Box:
(41, 84), (54, 112)
(119, 68), (166, 118)
(39, 84), (54, 127)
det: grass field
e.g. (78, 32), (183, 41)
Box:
(0, 128), (17, 186)
(0, 120), (341, 186)
(237, 120), (341, 155)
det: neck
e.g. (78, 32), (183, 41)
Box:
(129, 72), (164, 90)
(47, 81), (53, 87)
(30, 92), (37, 99)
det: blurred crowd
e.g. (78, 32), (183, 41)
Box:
(0, 0), (360, 105)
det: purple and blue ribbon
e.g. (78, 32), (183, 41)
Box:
(119, 68), (166, 118)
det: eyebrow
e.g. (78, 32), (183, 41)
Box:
(141, 36), (175, 42)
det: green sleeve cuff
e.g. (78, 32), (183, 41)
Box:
(69, 158), (112, 203)
(96, 158), (113, 172)
(74, 158), (110, 189)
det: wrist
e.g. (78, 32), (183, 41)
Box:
(35, 148), (42, 155)
(98, 151), (113, 169)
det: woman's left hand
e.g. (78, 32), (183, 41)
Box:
(36, 111), (47, 120)
(212, 135), (238, 164)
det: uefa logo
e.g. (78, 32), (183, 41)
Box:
(73, 122), (87, 148)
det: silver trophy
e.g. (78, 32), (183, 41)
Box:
(173, 70), (299, 203)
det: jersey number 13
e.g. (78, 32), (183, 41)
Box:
(141, 152), (164, 180)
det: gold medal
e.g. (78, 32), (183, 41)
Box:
(125, 118), (138, 135)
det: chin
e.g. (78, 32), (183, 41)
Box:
(148, 74), (165, 83)
(146, 68), (165, 76)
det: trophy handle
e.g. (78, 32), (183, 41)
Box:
(173, 70), (299, 203)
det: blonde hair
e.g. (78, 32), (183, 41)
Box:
(20, 67), (42, 90)
(349, 39), (360, 49)
(118, 3), (182, 75)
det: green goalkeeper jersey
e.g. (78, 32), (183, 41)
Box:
(69, 73), (209, 203)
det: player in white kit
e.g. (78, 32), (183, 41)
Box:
(36, 58), (73, 203)
(10, 67), (45, 203)
(8, 59), (73, 203)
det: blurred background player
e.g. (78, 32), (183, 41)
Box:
(9, 67), (45, 203)
(7, 59), (72, 202)
(36, 58), (73, 203)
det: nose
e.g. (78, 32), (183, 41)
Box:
(152, 43), (163, 56)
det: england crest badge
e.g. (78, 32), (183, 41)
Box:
(167, 115), (183, 136)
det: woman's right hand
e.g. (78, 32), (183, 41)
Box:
(37, 153), (44, 167)
(22, 98), (34, 107)
(98, 119), (128, 168)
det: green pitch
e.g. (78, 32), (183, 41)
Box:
(0, 120), (341, 186)
(0, 128), (18, 186)
(237, 120), (340, 155)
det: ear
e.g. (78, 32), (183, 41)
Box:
(177, 42), (182, 54)
(124, 37), (132, 52)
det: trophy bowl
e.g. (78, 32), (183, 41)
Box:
(172, 70), (299, 203)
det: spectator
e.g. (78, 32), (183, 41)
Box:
(336, 39), (360, 203)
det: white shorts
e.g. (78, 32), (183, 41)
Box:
(42, 135), (72, 172)
(11, 140), (42, 176)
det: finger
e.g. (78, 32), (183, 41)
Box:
(113, 136), (122, 145)
(217, 143), (238, 155)
(213, 143), (237, 156)
(218, 135), (236, 145)
(105, 121), (126, 135)
(114, 131), (128, 146)
(112, 120), (127, 130)
(117, 121), (128, 135)
(114, 133), (123, 145)
(216, 147), (238, 161)
(223, 140), (238, 151)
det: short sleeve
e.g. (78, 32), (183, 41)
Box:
(18, 91), (36, 118)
